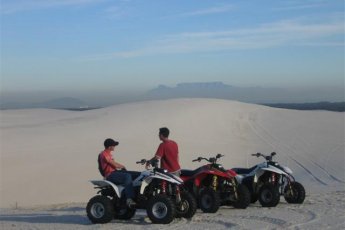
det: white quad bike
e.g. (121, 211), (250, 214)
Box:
(232, 152), (305, 207)
(86, 159), (197, 224)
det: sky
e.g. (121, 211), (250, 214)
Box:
(1, 0), (344, 104)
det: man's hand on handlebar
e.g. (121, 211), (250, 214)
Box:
(145, 161), (151, 170)
(192, 157), (202, 162)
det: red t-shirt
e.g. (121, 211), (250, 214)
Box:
(155, 140), (180, 172)
(99, 150), (116, 178)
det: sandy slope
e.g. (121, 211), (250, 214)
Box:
(0, 98), (344, 229)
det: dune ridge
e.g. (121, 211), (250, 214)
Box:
(0, 99), (345, 229)
(1, 98), (344, 209)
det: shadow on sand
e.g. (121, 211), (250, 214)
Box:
(0, 210), (151, 226)
(0, 213), (90, 225)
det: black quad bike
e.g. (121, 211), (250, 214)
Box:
(232, 152), (306, 207)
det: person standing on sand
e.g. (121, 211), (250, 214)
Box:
(98, 138), (136, 207)
(146, 127), (181, 176)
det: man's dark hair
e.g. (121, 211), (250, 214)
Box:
(159, 127), (170, 138)
(104, 138), (119, 148)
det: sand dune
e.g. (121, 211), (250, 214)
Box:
(0, 99), (344, 229)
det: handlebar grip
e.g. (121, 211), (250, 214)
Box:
(192, 159), (198, 162)
(136, 159), (147, 164)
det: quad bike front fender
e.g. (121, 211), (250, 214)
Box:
(90, 180), (124, 198)
(264, 165), (289, 176)
(255, 165), (288, 179)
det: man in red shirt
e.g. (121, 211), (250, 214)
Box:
(99, 138), (136, 207)
(147, 127), (181, 176)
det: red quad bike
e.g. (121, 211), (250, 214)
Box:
(180, 154), (250, 213)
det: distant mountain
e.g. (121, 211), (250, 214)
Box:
(145, 82), (344, 111)
(146, 82), (288, 103)
(36, 97), (89, 109)
(263, 102), (345, 112)
(0, 97), (89, 110)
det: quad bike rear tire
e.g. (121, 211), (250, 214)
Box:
(86, 195), (115, 224)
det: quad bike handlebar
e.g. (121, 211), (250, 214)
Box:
(251, 152), (276, 161)
(192, 154), (224, 163)
(136, 159), (147, 164)
(136, 158), (159, 168)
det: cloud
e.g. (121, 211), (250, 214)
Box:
(1, 0), (106, 14)
(273, 3), (327, 11)
(104, 5), (128, 19)
(179, 5), (234, 17)
(80, 18), (344, 60)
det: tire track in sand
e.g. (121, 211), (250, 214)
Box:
(250, 114), (344, 184)
(247, 113), (328, 186)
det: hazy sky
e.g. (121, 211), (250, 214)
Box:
(1, 0), (344, 102)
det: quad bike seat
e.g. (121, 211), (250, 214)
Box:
(105, 171), (141, 185)
(232, 165), (257, 175)
(180, 168), (204, 177)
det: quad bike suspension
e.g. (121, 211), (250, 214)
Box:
(161, 180), (167, 194)
(231, 179), (239, 200)
(286, 180), (294, 197)
(212, 175), (218, 191)
(175, 185), (181, 203)
(271, 173), (276, 184)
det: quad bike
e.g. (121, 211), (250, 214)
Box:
(180, 154), (250, 213)
(86, 159), (197, 224)
(232, 152), (306, 207)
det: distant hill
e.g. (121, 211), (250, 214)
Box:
(146, 82), (287, 103)
(0, 97), (89, 110)
(146, 82), (344, 106)
(36, 97), (89, 109)
(146, 82), (344, 112)
(263, 102), (345, 112)
(1, 82), (343, 111)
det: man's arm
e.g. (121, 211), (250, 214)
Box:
(110, 159), (126, 169)
(146, 143), (163, 168)
(104, 155), (125, 169)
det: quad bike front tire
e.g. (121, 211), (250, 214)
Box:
(284, 182), (306, 204)
(86, 195), (115, 224)
(175, 190), (197, 218)
(199, 187), (221, 213)
(146, 195), (176, 224)
(232, 184), (251, 209)
(258, 183), (280, 207)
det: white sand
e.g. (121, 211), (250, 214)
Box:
(0, 98), (344, 229)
